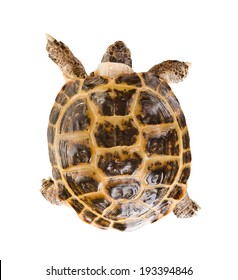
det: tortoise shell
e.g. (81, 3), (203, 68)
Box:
(47, 72), (191, 231)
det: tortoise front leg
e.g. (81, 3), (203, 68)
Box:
(46, 34), (87, 80)
(173, 192), (200, 218)
(41, 178), (62, 206)
(149, 60), (191, 83)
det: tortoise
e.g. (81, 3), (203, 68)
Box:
(41, 35), (200, 231)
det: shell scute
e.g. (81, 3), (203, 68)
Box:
(179, 167), (191, 184)
(81, 194), (111, 215)
(105, 179), (141, 200)
(142, 72), (161, 90)
(145, 160), (179, 185)
(140, 187), (168, 206)
(115, 73), (142, 86)
(90, 88), (136, 116)
(64, 172), (99, 196)
(105, 202), (150, 220)
(113, 89), (136, 115)
(58, 183), (72, 201)
(49, 106), (61, 124)
(94, 118), (139, 148)
(82, 76), (108, 91)
(47, 125), (55, 145)
(59, 139), (91, 169)
(90, 90), (114, 116)
(144, 127), (179, 156)
(55, 91), (68, 106)
(94, 218), (111, 229)
(136, 91), (174, 124)
(82, 210), (97, 224)
(48, 147), (57, 166)
(158, 81), (171, 97)
(60, 99), (91, 133)
(97, 150), (143, 176)
(69, 198), (84, 214)
(62, 80), (80, 97)
(168, 184), (186, 200)
(154, 199), (173, 215)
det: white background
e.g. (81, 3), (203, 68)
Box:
(0, 0), (237, 279)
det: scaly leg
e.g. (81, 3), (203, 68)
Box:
(46, 34), (87, 80)
(41, 178), (62, 206)
(173, 193), (200, 218)
(149, 60), (191, 83)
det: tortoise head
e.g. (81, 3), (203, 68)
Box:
(93, 41), (134, 78)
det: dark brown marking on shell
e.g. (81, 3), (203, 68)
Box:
(69, 199), (84, 214)
(155, 200), (173, 215)
(94, 218), (111, 229)
(82, 76), (108, 91)
(47, 125), (55, 145)
(81, 195), (111, 214)
(48, 147), (57, 165)
(176, 111), (186, 129)
(158, 82), (171, 97)
(146, 160), (179, 185)
(49, 106), (61, 124)
(52, 167), (61, 180)
(112, 222), (127, 231)
(65, 173), (99, 196)
(137, 91), (173, 124)
(182, 131), (190, 149)
(94, 119), (139, 148)
(55, 91), (68, 106)
(82, 210), (97, 223)
(60, 99), (90, 133)
(183, 150), (192, 164)
(140, 187), (168, 206)
(167, 94), (180, 111)
(179, 167), (190, 184)
(115, 73), (142, 86)
(105, 202), (149, 220)
(105, 179), (141, 200)
(146, 128), (179, 156)
(98, 152), (142, 176)
(114, 89), (136, 115)
(142, 72), (161, 90)
(91, 89), (136, 116)
(62, 80), (80, 97)
(59, 140), (91, 169)
(58, 183), (71, 200)
(90, 91), (114, 116)
(168, 185), (185, 200)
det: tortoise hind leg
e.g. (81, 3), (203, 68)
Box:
(41, 178), (62, 206)
(173, 193), (200, 218)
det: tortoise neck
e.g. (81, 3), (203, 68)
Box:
(94, 62), (133, 78)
